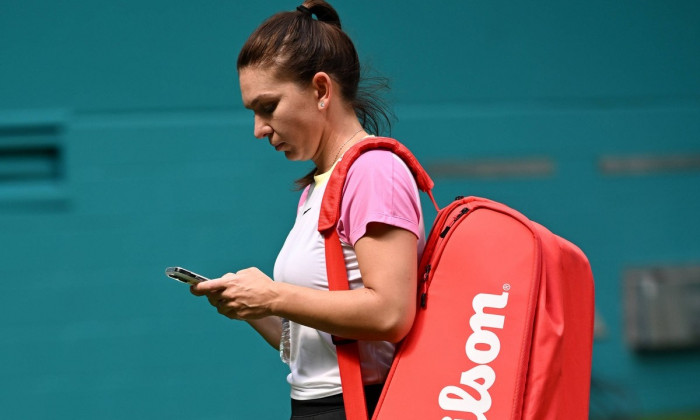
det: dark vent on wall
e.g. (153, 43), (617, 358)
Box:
(0, 124), (63, 184)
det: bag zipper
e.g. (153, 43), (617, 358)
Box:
(439, 207), (470, 238)
(420, 203), (471, 308)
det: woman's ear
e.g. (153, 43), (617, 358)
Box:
(312, 72), (333, 110)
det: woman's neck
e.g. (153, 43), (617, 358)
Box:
(315, 118), (367, 173)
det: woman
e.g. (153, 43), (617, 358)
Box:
(191, 1), (425, 418)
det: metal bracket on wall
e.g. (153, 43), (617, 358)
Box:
(426, 156), (555, 179)
(625, 264), (700, 351)
(600, 154), (700, 175)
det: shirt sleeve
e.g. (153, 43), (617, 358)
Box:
(337, 150), (423, 246)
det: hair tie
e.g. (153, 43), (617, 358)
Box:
(296, 5), (312, 17)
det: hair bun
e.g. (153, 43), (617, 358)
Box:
(300, 1), (342, 28)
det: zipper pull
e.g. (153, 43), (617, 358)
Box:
(420, 264), (431, 308)
(439, 207), (470, 238)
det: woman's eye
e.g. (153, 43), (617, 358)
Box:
(261, 103), (277, 114)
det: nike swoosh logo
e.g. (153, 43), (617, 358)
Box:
(303, 208), (312, 215)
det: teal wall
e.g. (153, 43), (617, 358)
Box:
(1, 1), (699, 418)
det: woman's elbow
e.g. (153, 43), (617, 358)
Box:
(375, 307), (416, 343)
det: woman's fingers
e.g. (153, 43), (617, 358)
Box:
(189, 269), (274, 320)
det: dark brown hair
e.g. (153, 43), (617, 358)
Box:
(237, 1), (393, 188)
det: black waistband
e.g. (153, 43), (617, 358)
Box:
(290, 384), (384, 417)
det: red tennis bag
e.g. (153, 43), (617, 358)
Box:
(319, 137), (595, 420)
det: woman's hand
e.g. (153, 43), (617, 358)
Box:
(190, 267), (279, 320)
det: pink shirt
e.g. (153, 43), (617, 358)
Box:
(337, 149), (425, 249)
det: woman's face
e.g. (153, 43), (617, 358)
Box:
(239, 66), (322, 162)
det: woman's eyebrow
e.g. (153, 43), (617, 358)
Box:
(244, 93), (277, 109)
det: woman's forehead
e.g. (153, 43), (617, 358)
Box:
(240, 68), (278, 104)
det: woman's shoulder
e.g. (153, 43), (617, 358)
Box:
(349, 148), (403, 170)
(347, 147), (413, 181)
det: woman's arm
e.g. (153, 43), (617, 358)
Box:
(190, 286), (283, 349)
(192, 222), (418, 343)
(247, 317), (283, 349)
(275, 222), (417, 342)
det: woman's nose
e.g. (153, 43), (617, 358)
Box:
(254, 115), (272, 139)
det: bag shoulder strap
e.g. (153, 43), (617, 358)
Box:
(319, 137), (436, 420)
(319, 137), (437, 234)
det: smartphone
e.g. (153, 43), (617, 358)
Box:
(165, 266), (210, 285)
